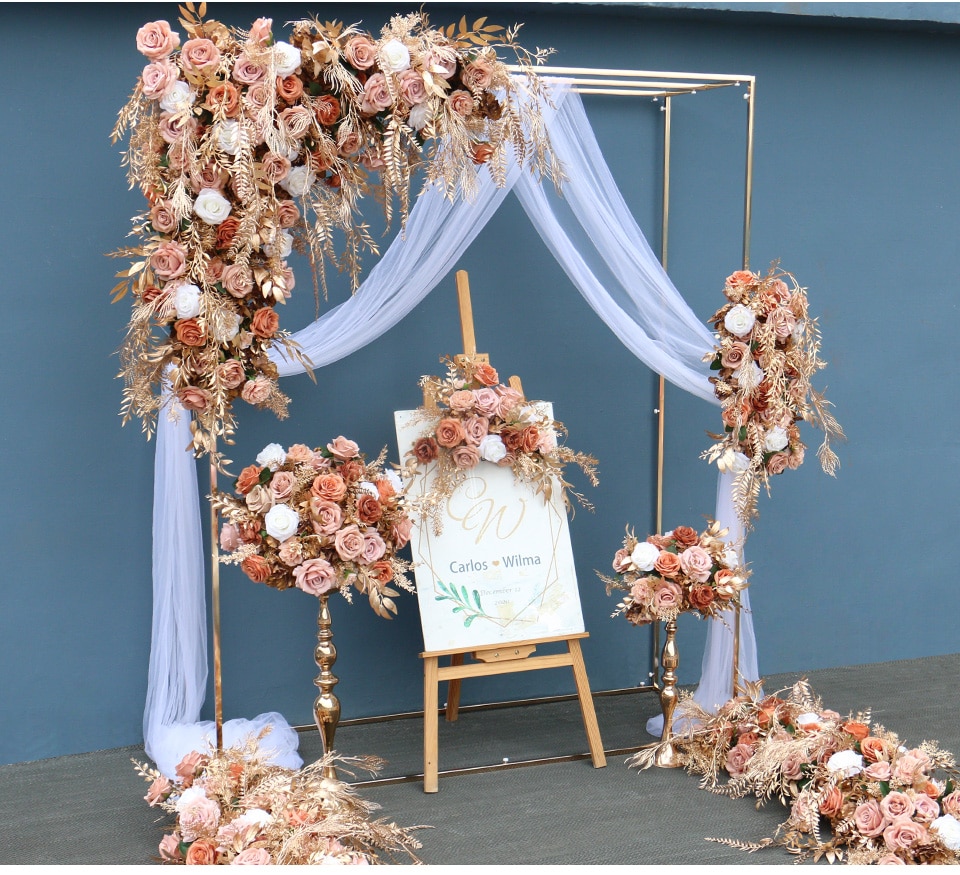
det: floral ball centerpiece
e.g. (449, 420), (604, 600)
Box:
(213, 437), (413, 618)
(403, 356), (598, 530)
(600, 521), (748, 625)
(701, 266), (844, 527)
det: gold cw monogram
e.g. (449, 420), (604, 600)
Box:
(446, 477), (526, 545)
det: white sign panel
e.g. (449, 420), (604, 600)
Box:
(395, 407), (586, 653)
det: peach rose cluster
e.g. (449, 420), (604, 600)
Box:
(217, 439), (411, 617)
(607, 521), (746, 626)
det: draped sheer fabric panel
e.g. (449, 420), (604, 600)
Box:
(145, 81), (758, 774)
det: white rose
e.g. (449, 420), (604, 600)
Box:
(478, 434), (507, 463)
(826, 749), (863, 777)
(216, 120), (241, 156)
(173, 282), (202, 319)
(210, 312), (242, 343)
(383, 469), (403, 493)
(264, 504), (300, 541)
(796, 712), (821, 728)
(792, 319), (805, 345)
(272, 41), (301, 76)
(357, 480), (380, 498)
(408, 102), (431, 131)
(720, 548), (740, 569)
(263, 229), (293, 259)
(175, 786), (210, 813)
(379, 38), (411, 73)
(280, 165), (316, 197)
(763, 426), (789, 453)
(256, 442), (287, 470)
(717, 448), (751, 474)
(193, 188), (232, 225)
(630, 541), (660, 572)
(932, 815), (960, 851)
(733, 360), (764, 390)
(234, 808), (273, 830)
(160, 81), (196, 113)
(723, 304), (756, 338)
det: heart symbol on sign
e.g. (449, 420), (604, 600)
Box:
(492, 560), (500, 566)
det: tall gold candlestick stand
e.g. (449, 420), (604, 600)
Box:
(313, 593), (340, 778)
(652, 618), (681, 768)
(210, 445), (224, 751)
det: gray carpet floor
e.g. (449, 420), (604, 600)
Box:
(1, 653), (957, 865)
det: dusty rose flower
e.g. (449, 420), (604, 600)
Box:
(313, 94), (341, 127)
(137, 20), (180, 59)
(260, 151), (292, 185)
(654, 551), (682, 578)
(337, 127), (362, 155)
(447, 390), (475, 413)
(246, 16), (272, 45)
(311, 472), (346, 502)
(894, 749), (932, 784)
(941, 790), (960, 817)
(720, 341), (750, 370)
(151, 240), (188, 279)
(145, 775), (172, 806)
(141, 59), (179, 100)
(215, 360), (245, 390)
(436, 418), (466, 448)
(234, 848), (272, 865)
(725, 742), (755, 777)
(652, 581), (683, 613)
(840, 720), (870, 741)
(149, 200), (178, 234)
(159, 833), (182, 861)
(276, 73), (303, 104)
(612, 548), (632, 574)
(470, 387), (499, 417)
(520, 426), (541, 454)
(781, 750), (806, 781)
(473, 363), (499, 386)
(688, 584), (715, 612)
(424, 50), (457, 79)
(883, 816), (928, 851)
(327, 436), (360, 460)
(819, 786), (844, 819)
(462, 415), (489, 446)
(391, 516), (412, 549)
(294, 557), (337, 595)
(344, 35), (377, 69)
(269, 470), (297, 503)
(274, 201), (301, 232)
(235, 465), (263, 495)
(398, 69), (428, 104)
(181, 38), (221, 74)
(864, 761), (893, 781)
(501, 428), (524, 453)
(241, 377), (272, 405)
(279, 105), (313, 140)
(881, 791), (916, 821)
(496, 386), (523, 416)
(233, 53), (266, 85)
(250, 307), (279, 339)
(175, 751), (208, 785)
(361, 73), (392, 115)
(452, 444), (481, 469)
(185, 838), (219, 865)
(854, 799), (887, 837)
(913, 794), (941, 823)
(877, 854), (906, 865)
(412, 436), (439, 463)
(462, 58), (495, 91)
(307, 498), (341, 536)
(448, 89), (475, 117)
(178, 386), (212, 411)
(220, 522), (240, 552)
(241, 555), (271, 583)
(356, 494), (383, 525)
(339, 460), (364, 484)
(221, 263), (253, 298)
(334, 524), (365, 561)
(360, 530), (386, 564)
(679, 546), (713, 582)
(767, 452), (789, 475)
(787, 447), (805, 469)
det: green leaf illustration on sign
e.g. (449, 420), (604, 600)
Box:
(434, 580), (496, 627)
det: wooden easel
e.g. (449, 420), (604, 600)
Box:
(419, 270), (606, 793)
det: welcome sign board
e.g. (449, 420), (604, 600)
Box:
(395, 407), (586, 653)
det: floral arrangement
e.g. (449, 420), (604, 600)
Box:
(212, 436), (413, 619)
(134, 734), (423, 864)
(633, 679), (960, 865)
(111, 5), (560, 461)
(402, 355), (598, 530)
(701, 266), (844, 527)
(598, 521), (748, 625)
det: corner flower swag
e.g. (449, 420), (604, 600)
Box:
(402, 356), (599, 532)
(211, 437), (413, 619)
(701, 266), (845, 527)
(630, 680), (960, 866)
(134, 735), (423, 864)
(112, 6), (560, 462)
(598, 522), (748, 625)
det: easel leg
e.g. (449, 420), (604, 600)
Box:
(568, 639), (607, 768)
(446, 653), (464, 722)
(423, 655), (440, 793)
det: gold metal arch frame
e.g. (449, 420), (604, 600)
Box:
(208, 65), (756, 780)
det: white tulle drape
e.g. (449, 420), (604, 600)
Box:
(145, 80), (759, 773)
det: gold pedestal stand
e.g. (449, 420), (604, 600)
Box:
(641, 618), (682, 768)
(313, 593), (340, 778)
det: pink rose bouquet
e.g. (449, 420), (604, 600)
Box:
(702, 266), (844, 527)
(600, 521), (747, 625)
(212, 438), (412, 618)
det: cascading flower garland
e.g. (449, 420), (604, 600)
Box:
(111, 4), (560, 463)
(598, 521), (748, 625)
(632, 680), (960, 865)
(211, 437), (413, 619)
(701, 266), (844, 527)
(401, 355), (598, 532)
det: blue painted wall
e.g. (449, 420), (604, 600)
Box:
(1, 2), (957, 765)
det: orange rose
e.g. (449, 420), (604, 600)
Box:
(471, 142), (495, 165)
(756, 696), (786, 730)
(370, 561), (394, 583)
(311, 472), (346, 502)
(520, 426), (540, 454)
(375, 478), (396, 502)
(356, 494), (383, 525)
(314, 95), (341, 127)
(842, 721), (870, 741)
(216, 216), (240, 250)
(236, 464), (263, 495)
(435, 418), (466, 448)
(241, 555), (271, 583)
(185, 839), (219, 865)
(654, 551), (682, 578)
(726, 270), (756, 289)
(738, 731), (759, 747)
(672, 526), (699, 548)
(339, 460), (364, 484)
(206, 81), (240, 116)
(412, 436), (439, 463)
(473, 363), (499, 386)
(175, 318), (206, 347)
(688, 584), (715, 611)
(500, 427), (524, 452)
(276, 74), (303, 103)
(721, 400), (753, 429)
(251, 307), (279, 339)
(819, 786), (844, 819)
(860, 736), (889, 763)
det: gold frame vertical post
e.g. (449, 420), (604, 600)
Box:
(210, 449), (224, 751)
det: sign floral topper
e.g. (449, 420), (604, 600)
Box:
(111, 4), (560, 463)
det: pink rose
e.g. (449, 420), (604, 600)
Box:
(912, 794), (941, 823)
(361, 73), (392, 115)
(360, 530), (386, 565)
(769, 307), (797, 340)
(448, 90), (475, 117)
(496, 386), (524, 417)
(177, 792), (221, 842)
(612, 548), (632, 574)
(150, 200), (179, 234)
(158, 833), (182, 862)
(462, 415), (489, 446)
(141, 59), (179, 100)
(233, 53), (266, 85)
(881, 792), (916, 821)
(398, 69), (428, 104)
(781, 750), (806, 781)
(720, 341), (750, 370)
(423, 50), (457, 79)
(327, 436), (360, 460)
(276, 199), (300, 228)
(279, 105), (313, 139)
(310, 498), (343, 535)
(864, 761), (893, 781)
(941, 790), (960, 817)
(270, 470), (297, 502)
(452, 444), (481, 469)
(220, 523), (240, 552)
(767, 452), (790, 475)
(144, 775), (172, 806)
(234, 848), (272, 865)
(150, 240), (187, 279)
(241, 377), (272, 405)
(294, 558), (336, 595)
(217, 359), (246, 390)
(337, 127), (362, 155)
(221, 263), (254, 298)
(679, 545), (713, 583)
(877, 854), (906, 865)
(883, 816), (928, 851)
(334, 524), (365, 561)
(725, 742), (755, 777)
(178, 386), (212, 411)
(893, 749), (932, 785)
(136, 20), (180, 59)
(260, 151), (291, 184)
(344, 35), (377, 70)
(435, 418), (466, 448)
(448, 390), (475, 413)
(190, 161), (228, 193)
(462, 58), (494, 91)
(247, 17), (272, 46)
(181, 38), (221, 74)
(391, 516), (412, 549)
(472, 387), (500, 417)
(651, 581), (683, 614)
(853, 799), (887, 837)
